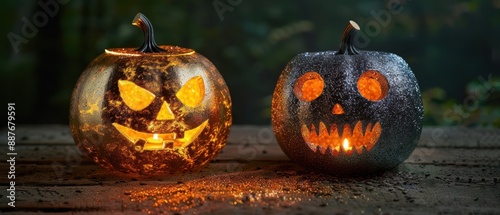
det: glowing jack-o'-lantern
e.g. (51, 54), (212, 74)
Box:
(271, 21), (423, 175)
(70, 13), (232, 174)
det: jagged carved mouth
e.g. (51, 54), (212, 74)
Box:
(112, 120), (208, 151)
(301, 121), (381, 156)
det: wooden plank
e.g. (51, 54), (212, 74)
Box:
(2, 144), (499, 167)
(1, 125), (499, 214)
(2, 124), (74, 144)
(0, 147), (498, 186)
(1, 163), (498, 214)
(2, 125), (500, 148)
(419, 126), (500, 148)
(0, 161), (285, 186)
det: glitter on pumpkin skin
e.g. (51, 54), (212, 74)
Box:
(71, 22), (231, 175)
(271, 20), (423, 176)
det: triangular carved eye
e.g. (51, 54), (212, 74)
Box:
(118, 80), (155, 111)
(293, 71), (324, 102)
(176, 76), (205, 107)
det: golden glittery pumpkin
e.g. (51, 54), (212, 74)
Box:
(70, 13), (232, 174)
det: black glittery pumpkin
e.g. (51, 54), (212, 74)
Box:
(271, 21), (423, 175)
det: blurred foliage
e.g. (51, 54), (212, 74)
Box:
(0, 0), (498, 126)
(423, 77), (500, 127)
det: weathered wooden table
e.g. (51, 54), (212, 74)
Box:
(1, 125), (499, 214)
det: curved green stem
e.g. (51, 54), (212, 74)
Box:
(132, 13), (165, 53)
(336, 20), (360, 55)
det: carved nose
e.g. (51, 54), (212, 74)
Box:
(332, 103), (344, 115)
(156, 101), (175, 120)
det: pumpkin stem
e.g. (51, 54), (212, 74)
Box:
(132, 13), (165, 53)
(336, 20), (360, 55)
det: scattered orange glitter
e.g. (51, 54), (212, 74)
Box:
(120, 170), (339, 213)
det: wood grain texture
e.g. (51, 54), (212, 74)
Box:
(0, 125), (499, 214)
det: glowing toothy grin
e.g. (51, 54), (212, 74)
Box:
(112, 120), (208, 150)
(301, 121), (381, 156)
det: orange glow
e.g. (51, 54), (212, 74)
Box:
(70, 24), (233, 174)
(293, 72), (324, 102)
(112, 120), (208, 150)
(332, 103), (344, 114)
(357, 70), (389, 101)
(342, 138), (353, 155)
(301, 121), (381, 156)
(176, 76), (205, 107)
(123, 171), (322, 213)
(156, 101), (175, 120)
(118, 80), (156, 110)
(342, 138), (350, 150)
(145, 133), (164, 150)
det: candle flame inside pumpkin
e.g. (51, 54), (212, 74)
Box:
(301, 121), (381, 156)
(342, 138), (350, 151)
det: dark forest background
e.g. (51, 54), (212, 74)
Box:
(1, 0), (499, 126)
